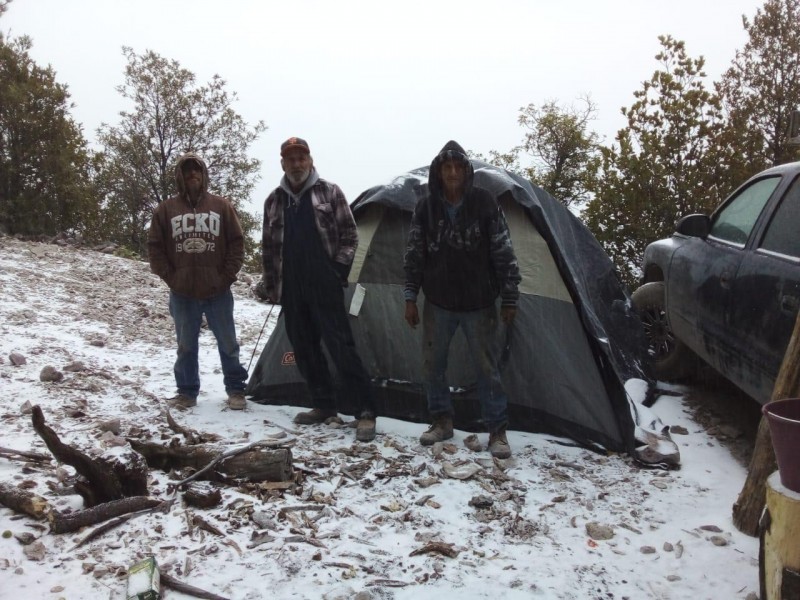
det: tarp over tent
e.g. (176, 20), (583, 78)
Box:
(247, 161), (678, 464)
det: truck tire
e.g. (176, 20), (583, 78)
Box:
(631, 282), (697, 381)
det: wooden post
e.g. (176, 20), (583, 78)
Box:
(732, 310), (800, 536)
(761, 473), (800, 599)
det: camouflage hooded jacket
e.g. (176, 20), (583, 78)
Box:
(404, 140), (521, 311)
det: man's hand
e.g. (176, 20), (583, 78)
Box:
(501, 306), (517, 325)
(405, 301), (420, 328)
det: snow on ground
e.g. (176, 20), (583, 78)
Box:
(0, 236), (759, 599)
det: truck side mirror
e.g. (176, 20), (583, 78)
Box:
(676, 213), (710, 238)
(789, 110), (800, 146)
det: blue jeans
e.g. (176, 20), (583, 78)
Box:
(422, 299), (508, 432)
(169, 289), (248, 398)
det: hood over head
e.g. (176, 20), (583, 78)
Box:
(428, 140), (474, 200)
(175, 153), (209, 199)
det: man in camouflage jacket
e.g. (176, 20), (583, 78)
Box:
(404, 140), (521, 458)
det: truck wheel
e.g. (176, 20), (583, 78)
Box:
(631, 282), (696, 380)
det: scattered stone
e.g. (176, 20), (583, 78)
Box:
(252, 511), (277, 530)
(699, 525), (723, 533)
(9, 352), (26, 366)
(442, 462), (482, 480)
(745, 593), (759, 600)
(98, 419), (121, 435)
(463, 434), (483, 452)
(19, 401), (33, 415)
(39, 366), (64, 383)
(63, 361), (87, 372)
(468, 495), (494, 509)
(413, 477), (439, 489)
(663, 542), (674, 552)
(585, 522), (614, 541)
(82, 562), (95, 573)
(709, 535), (728, 547)
(22, 540), (46, 561)
(669, 425), (689, 435)
(640, 546), (657, 554)
(99, 431), (127, 447)
(14, 532), (36, 545)
(649, 480), (669, 490)
(93, 566), (110, 578)
(50, 586), (64, 593)
(89, 339), (106, 348)
(666, 574), (682, 582)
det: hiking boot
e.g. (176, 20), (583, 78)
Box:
(356, 415), (376, 442)
(167, 394), (197, 410)
(293, 408), (338, 425)
(488, 428), (511, 459)
(227, 392), (246, 410)
(420, 415), (454, 446)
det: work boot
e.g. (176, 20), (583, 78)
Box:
(167, 394), (197, 410)
(227, 392), (246, 411)
(293, 408), (338, 425)
(419, 415), (454, 446)
(356, 413), (377, 442)
(488, 427), (511, 459)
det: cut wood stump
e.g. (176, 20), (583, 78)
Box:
(0, 482), (50, 520)
(760, 472), (800, 600)
(733, 310), (800, 536)
(130, 440), (293, 483)
(31, 405), (148, 507)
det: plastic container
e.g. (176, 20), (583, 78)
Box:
(763, 398), (800, 493)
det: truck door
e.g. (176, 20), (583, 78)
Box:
(668, 176), (780, 375)
(727, 174), (800, 404)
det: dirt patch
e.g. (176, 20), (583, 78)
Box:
(681, 366), (763, 468)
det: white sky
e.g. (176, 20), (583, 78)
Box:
(0, 236), (768, 599)
(4, 0), (761, 211)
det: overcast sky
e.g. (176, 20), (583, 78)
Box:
(5, 0), (761, 212)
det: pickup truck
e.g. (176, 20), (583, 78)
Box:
(632, 160), (800, 405)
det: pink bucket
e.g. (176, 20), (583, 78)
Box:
(763, 398), (800, 493)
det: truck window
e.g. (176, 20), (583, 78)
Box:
(710, 176), (780, 245)
(760, 175), (800, 260)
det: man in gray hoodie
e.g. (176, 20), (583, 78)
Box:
(148, 153), (248, 410)
(261, 137), (377, 442)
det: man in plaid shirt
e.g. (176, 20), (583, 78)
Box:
(261, 137), (376, 441)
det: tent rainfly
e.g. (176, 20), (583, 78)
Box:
(246, 161), (679, 466)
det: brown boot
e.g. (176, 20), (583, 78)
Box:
(356, 414), (376, 442)
(488, 427), (511, 459)
(420, 415), (454, 446)
(293, 408), (337, 425)
(227, 392), (246, 410)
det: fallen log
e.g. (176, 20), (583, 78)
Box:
(0, 482), (50, 520)
(183, 484), (222, 509)
(159, 571), (231, 600)
(31, 405), (148, 506)
(49, 496), (163, 534)
(0, 446), (52, 464)
(130, 440), (293, 483)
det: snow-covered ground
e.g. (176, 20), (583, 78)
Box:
(0, 236), (759, 599)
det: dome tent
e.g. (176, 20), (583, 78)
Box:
(246, 161), (678, 465)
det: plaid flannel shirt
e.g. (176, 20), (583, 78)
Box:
(261, 178), (357, 303)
